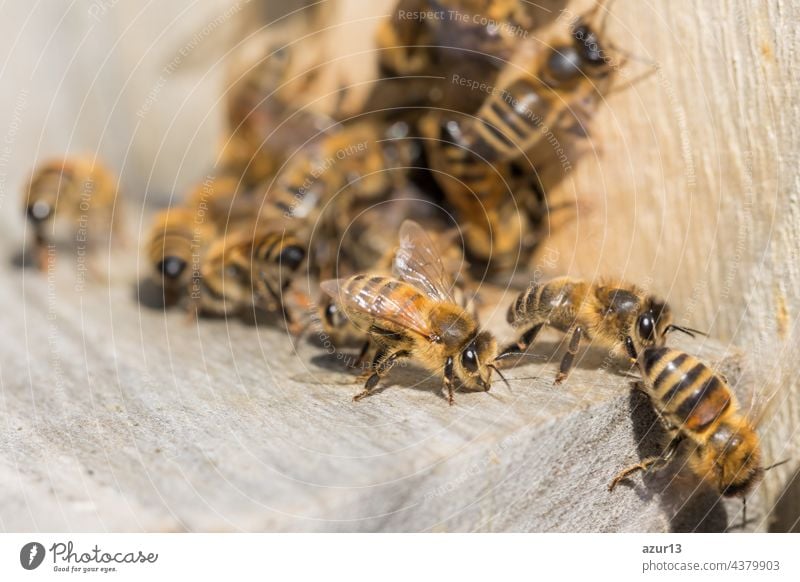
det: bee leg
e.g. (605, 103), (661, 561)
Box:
(35, 239), (51, 272)
(443, 356), (456, 405)
(354, 350), (405, 402)
(501, 323), (544, 356)
(608, 436), (683, 491)
(554, 325), (584, 385)
(261, 278), (302, 334)
(354, 340), (372, 370)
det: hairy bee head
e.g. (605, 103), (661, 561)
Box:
(628, 297), (673, 358)
(455, 330), (498, 392)
(700, 420), (763, 498)
(545, 20), (612, 87)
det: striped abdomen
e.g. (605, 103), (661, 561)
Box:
(465, 77), (563, 162)
(342, 274), (427, 326)
(430, 125), (507, 204)
(507, 278), (584, 328)
(639, 348), (732, 435)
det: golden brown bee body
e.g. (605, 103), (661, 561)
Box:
(264, 121), (413, 224)
(505, 277), (677, 384)
(319, 218), (476, 350)
(434, 3), (619, 165)
(609, 347), (763, 500)
(194, 228), (305, 329)
(321, 220), (501, 405)
(367, 0), (552, 116)
(23, 157), (121, 268)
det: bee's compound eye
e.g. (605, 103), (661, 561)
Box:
(324, 302), (339, 326)
(278, 245), (305, 270)
(546, 47), (582, 84)
(461, 346), (479, 373)
(158, 256), (187, 280)
(637, 314), (655, 341)
(27, 200), (52, 222)
(574, 25), (604, 66)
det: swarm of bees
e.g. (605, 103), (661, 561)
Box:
(21, 0), (778, 525)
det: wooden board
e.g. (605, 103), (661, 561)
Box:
(0, 0), (798, 532)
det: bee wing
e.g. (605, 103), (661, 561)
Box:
(392, 220), (455, 303)
(320, 278), (434, 339)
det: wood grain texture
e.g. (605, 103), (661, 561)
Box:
(0, 0), (797, 532)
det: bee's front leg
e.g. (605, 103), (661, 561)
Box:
(443, 355), (456, 405)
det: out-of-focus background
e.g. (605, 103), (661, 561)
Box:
(0, 0), (797, 531)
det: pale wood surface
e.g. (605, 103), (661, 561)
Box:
(0, 0), (798, 532)
(0, 248), (758, 531)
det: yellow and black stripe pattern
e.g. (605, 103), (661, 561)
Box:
(639, 347), (732, 435)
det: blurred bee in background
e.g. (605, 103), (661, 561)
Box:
(419, 114), (558, 271)
(321, 220), (505, 405)
(260, 119), (416, 281)
(23, 157), (122, 270)
(609, 347), (781, 524)
(145, 206), (215, 306)
(222, 41), (334, 188)
(418, 1), (637, 269)
(434, 0), (622, 165)
(367, 0), (560, 117)
(191, 226), (306, 331)
(504, 277), (702, 384)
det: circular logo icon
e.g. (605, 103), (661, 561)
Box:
(20, 542), (46, 570)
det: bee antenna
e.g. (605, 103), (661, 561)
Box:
(494, 350), (540, 362)
(665, 324), (708, 338)
(489, 364), (511, 392)
(763, 459), (791, 472)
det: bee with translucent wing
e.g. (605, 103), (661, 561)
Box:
(608, 346), (786, 526)
(321, 220), (505, 405)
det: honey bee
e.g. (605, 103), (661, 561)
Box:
(367, 0), (556, 116)
(435, 1), (621, 166)
(258, 119), (415, 286)
(23, 157), (122, 269)
(263, 120), (413, 224)
(609, 347), (765, 506)
(418, 114), (553, 270)
(321, 220), (504, 405)
(504, 277), (701, 384)
(145, 206), (215, 304)
(192, 226), (306, 330)
(319, 213), (477, 350)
